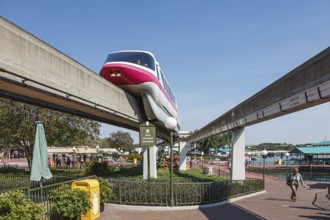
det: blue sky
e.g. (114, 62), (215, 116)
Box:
(2, 1), (330, 145)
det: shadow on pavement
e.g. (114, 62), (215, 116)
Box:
(309, 183), (328, 190)
(299, 213), (330, 220)
(264, 197), (290, 202)
(199, 204), (266, 220)
(289, 206), (322, 211)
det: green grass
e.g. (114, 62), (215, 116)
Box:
(107, 166), (224, 182)
(158, 168), (223, 182)
(0, 163), (224, 183)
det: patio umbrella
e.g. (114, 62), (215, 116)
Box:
(30, 121), (52, 182)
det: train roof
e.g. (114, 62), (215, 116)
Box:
(108, 50), (157, 61)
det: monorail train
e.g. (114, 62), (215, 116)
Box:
(99, 50), (181, 131)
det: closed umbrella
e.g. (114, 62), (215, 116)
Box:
(30, 121), (52, 182)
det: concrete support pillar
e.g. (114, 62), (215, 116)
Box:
(150, 145), (158, 178)
(179, 142), (191, 171)
(231, 127), (246, 180)
(143, 146), (158, 179)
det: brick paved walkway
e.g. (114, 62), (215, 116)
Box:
(99, 176), (329, 220)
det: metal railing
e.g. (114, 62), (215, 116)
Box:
(109, 179), (264, 206)
(194, 163), (232, 180)
(0, 175), (97, 220)
(0, 174), (77, 192)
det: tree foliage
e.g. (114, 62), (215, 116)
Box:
(104, 131), (133, 151)
(196, 132), (232, 152)
(99, 136), (114, 149)
(0, 98), (101, 169)
(248, 143), (296, 151)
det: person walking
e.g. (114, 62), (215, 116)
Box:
(287, 167), (306, 202)
(66, 157), (71, 168)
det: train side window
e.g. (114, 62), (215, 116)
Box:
(160, 71), (166, 90)
(157, 66), (162, 86)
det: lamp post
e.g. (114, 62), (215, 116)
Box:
(201, 151), (204, 170)
(262, 150), (268, 187)
(165, 117), (177, 207)
(194, 149), (197, 166)
(121, 149), (124, 165)
(217, 152), (221, 177)
(96, 145), (99, 162)
(285, 152), (290, 174)
(72, 146), (76, 168)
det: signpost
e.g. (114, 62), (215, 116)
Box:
(140, 121), (156, 147)
(140, 121), (156, 180)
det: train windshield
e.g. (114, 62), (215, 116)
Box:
(105, 52), (155, 71)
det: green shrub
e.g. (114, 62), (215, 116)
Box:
(85, 161), (113, 177)
(0, 166), (26, 174)
(0, 174), (30, 190)
(0, 190), (44, 220)
(124, 153), (143, 162)
(98, 177), (114, 204)
(50, 168), (83, 177)
(49, 184), (91, 219)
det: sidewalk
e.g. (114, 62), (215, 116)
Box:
(99, 176), (329, 220)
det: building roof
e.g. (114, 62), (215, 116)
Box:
(312, 141), (330, 146)
(209, 145), (231, 152)
(47, 146), (118, 155)
(290, 147), (330, 154)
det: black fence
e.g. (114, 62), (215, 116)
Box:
(0, 175), (97, 220)
(0, 174), (77, 192)
(108, 179), (264, 206)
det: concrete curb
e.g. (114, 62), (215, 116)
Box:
(106, 190), (266, 211)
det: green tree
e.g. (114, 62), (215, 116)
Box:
(0, 98), (101, 170)
(196, 132), (232, 153)
(108, 131), (133, 151)
(99, 137), (114, 148)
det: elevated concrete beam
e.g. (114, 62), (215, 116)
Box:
(187, 47), (330, 143)
(0, 17), (170, 138)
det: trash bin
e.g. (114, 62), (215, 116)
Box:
(72, 179), (100, 220)
(203, 167), (213, 175)
(278, 159), (282, 165)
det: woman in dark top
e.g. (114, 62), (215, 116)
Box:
(287, 167), (305, 202)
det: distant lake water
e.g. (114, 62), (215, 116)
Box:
(261, 170), (330, 182)
(247, 155), (330, 182)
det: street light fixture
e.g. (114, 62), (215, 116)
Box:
(201, 151), (204, 170)
(194, 149), (197, 166)
(165, 117), (177, 207)
(262, 150), (268, 187)
(226, 151), (231, 176)
(285, 152), (290, 174)
(217, 152), (221, 177)
(247, 152), (251, 168)
(96, 145), (99, 162)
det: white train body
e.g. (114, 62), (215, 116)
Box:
(100, 50), (181, 131)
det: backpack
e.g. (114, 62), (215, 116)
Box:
(286, 173), (292, 186)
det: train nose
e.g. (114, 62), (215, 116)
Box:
(110, 72), (122, 77)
